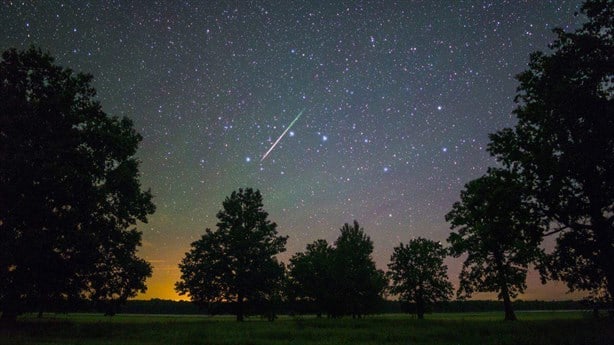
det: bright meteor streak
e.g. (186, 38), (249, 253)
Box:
(261, 108), (305, 162)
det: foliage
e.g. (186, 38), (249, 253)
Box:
(287, 239), (334, 316)
(288, 221), (387, 318)
(388, 238), (453, 319)
(331, 221), (388, 318)
(446, 169), (545, 320)
(175, 188), (287, 321)
(487, 0), (614, 305)
(0, 47), (154, 323)
(87, 230), (154, 316)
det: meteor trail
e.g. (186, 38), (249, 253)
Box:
(261, 108), (305, 162)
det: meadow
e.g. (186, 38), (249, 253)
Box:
(1, 311), (612, 345)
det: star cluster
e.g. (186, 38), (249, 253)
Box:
(1, 1), (584, 300)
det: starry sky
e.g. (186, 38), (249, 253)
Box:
(2, 1), (587, 301)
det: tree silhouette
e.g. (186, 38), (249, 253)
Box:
(0, 47), (155, 323)
(175, 188), (287, 321)
(287, 239), (334, 317)
(487, 0), (614, 307)
(87, 230), (154, 316)
(388, 238), (453, 319)
(287, 221), (386, 318)
(330, 221), (387, 318)
(446, 169), (544, 321)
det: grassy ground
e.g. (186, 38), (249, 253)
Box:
(1, 311), (612, 345)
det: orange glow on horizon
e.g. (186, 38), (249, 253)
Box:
(135, 263), (187, 301)
(133, 263), (587, 302)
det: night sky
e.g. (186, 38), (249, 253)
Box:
(1, 1), (586, 300)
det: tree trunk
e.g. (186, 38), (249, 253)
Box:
(602, 241), (614, 315)
(236, 294), (244, 322)
(501, 286), (517, 321)
(416, 298), (425, 320)
(37, 293), (46, 319)
(588, 182), (614, 314)
(601, 249), (614, 315)
(493, 249), (516, 321)
(416, 290), (425, 320)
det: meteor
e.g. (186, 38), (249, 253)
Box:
(260, 108), (305, 162)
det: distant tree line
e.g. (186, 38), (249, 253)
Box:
(16, 297), (592, 316)
(1, 0), (611, 325)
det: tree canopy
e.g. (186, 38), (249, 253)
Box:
(287, 239), (334, 316)
(175, 188), (287, 321)
(446, 169), (544, 321)
(329, 221), (387, 318)
(388, 238), (453, 319)
(487, 0), (614, 306)
(287, 221), (387, 318)
(0, 47), (155, 323)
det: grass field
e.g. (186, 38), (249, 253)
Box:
(1, 311), (612, 345)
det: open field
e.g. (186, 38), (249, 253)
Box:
(1, 311), (612, 345)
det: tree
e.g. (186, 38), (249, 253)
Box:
(86, 230), (154, 316)
(0, 47), (155, 323)
(487, 0), (614, 306)
(388, 238), (453, 319)
(287, 239), (334, 317)
(329, 221), (388, 318)
(287, 221), (387, 318)
(446, 169), (544, 321)
(175, 188), (287, 321)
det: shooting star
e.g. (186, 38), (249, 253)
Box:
(261, 108), (305, 162)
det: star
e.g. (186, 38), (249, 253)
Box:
(0, 0), (586, 300)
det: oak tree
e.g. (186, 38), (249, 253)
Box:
(488, 0), (614, 306)
(288, 221), (387, 318)
(287, 239), (334, 317)
(388, 238), (453, 319)
(175, 188), (287, 321)
(329, 221), (388, 318)
(0, 47), (154, 323)
(446, 169), (544, 321)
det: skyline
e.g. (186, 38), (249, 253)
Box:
(1, 1), (587, 301)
